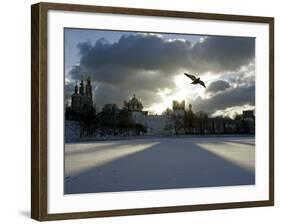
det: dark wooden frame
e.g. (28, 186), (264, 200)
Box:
(31, 2), (274, 221)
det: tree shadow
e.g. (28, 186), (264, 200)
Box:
(65, 138), (255, 194)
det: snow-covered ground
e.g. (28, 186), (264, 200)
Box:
(65, 136), (255, 194)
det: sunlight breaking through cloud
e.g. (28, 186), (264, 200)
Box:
(65, 29), (255, 115)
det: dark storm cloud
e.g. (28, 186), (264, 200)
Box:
(191, 36), (255, 73)
(206, 80), (230, 93)
(73, 35), (192, 82)
(66, 33), (255, 109)
(90, 82), (162, 110)
(73, 34), (254, 78)
(192, 84), (255, 114)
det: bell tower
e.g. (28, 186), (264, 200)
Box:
(79, 79), (85, 95)
(74, 81), (78, 94)
(85, 76), (93, 98)
(189, 103), (192, 111)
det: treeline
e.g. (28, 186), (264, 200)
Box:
(65, 104), (254, 138)
(65, 104), (146, 137)
(162, 108), (254, 135)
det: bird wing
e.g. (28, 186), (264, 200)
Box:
(199, 80), (206, 88)
(184, 73), (197, 81)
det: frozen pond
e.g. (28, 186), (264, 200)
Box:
(64, 136), (255, 194)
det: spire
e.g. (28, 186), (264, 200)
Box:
(79, 79), (84, 95)
(85, 76), (93, 98)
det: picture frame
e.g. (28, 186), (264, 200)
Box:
(31, 2), (274, 221)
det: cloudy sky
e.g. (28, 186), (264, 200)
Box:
(64, 28), (255, 117)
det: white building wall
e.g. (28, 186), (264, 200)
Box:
(144, 115), (169, 135)
(131, 112), (170, 135)
(131, 111), (146, 124)
(173, 109), (185, 116)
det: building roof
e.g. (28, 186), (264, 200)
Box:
(125, 94), (143, 111)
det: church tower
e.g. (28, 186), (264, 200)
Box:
(85, 76), (93, 98)
(79, 79), (85, 95)
(172, 100), (185, 116)
(189, 103), (192, 111)
(71, 81), (80, 112)
(70, 77), (94, 115)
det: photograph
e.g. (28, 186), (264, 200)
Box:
(64, 28), (256, 194)
(30, 2), (274, 220)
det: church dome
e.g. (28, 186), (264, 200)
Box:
(126, 94), (143, 111)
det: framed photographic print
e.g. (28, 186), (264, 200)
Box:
(31, 2), (274, 221)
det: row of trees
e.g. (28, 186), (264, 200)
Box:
(162, 108), (254, 135)
(65, 104), (254, 138)
(162, 108), (209, 135)
(65, 104), (146, 137)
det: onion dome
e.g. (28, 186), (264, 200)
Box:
(126, 94), (143, 111)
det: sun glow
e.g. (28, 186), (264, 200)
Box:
(146, 73), (219, 114)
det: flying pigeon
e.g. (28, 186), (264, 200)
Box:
(184, 73), (206, 88)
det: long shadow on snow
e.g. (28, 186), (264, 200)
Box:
(65, 140), (255, 194)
